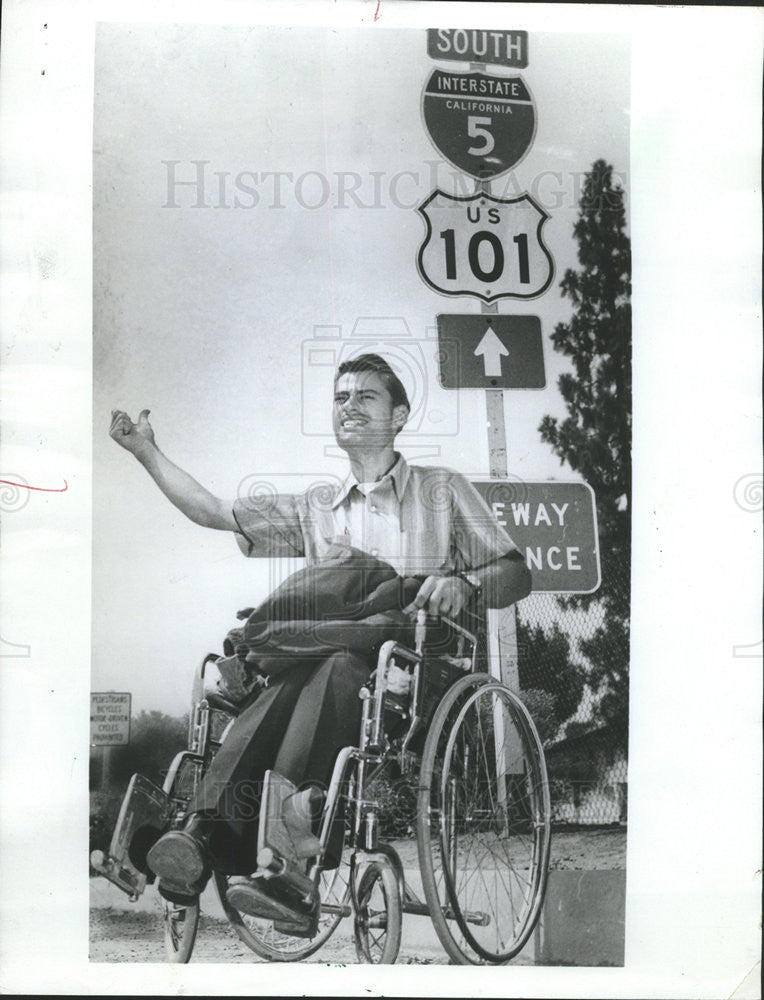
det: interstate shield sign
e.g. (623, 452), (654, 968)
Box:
(417, 189), (554, 302)
(422, 69), (536, 180)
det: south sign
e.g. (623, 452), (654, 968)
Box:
(417, 189), (554, 302)
(422, 69), (536, 180)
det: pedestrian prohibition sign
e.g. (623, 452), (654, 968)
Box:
(91, 692), (131, 746)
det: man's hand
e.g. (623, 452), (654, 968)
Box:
(107, 408), (236, 530)
(110, 409), (156, 457)
(405, 575), (473, 619)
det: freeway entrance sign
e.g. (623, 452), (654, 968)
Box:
(472, 481), (601, 593)
(422, 69), (536, 180)
(437, 314), (545, 388)
(417, 190), (554, 302)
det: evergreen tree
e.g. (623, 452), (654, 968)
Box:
(539, 160), (631, 744)
(516, 618), (586, 737)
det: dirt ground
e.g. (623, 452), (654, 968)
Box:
(90, 827), (626, 965)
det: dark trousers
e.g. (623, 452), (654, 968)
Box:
(189, 650), (370, 873)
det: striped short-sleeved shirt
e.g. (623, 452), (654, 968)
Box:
(232, 453), (517, 577)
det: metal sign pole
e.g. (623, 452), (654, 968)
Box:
(470, 59), (522, 812)
(470, 56), (520, 696)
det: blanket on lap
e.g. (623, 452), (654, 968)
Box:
(221, 546), (423, 690)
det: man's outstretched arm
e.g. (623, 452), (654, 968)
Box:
(109, 409), (236, 531)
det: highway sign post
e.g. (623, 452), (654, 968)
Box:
(422, 70), (536, 179)
(437, 313), (545, 388)
(417, 190), (554, 302)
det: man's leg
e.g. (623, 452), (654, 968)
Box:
(272, 649), (371, 869)
(206, 652), (370, 924)
(148, 658), (319, 892)
(273, 649), (371, 789)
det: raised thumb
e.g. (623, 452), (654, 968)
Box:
(138, 408), (151, 424)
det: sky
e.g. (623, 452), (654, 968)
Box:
(90, 23), (631, 715)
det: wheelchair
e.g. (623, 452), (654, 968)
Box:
(91, 610), (551, 965)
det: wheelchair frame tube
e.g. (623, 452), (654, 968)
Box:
(312, 744), (359, 879)
(371, 640), (422, 752)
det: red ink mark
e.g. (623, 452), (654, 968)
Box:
(0, 479), (68, 493)
(374, 0), (381, 21)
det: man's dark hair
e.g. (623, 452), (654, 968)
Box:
(335, 353), (410, 410)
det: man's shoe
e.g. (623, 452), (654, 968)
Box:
(156, 880), (201, 907)
(147, 830), (206, 884)
(226, 876), (319, 938)
(147, 815), (212, 897)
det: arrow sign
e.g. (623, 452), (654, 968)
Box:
(474, 327), (509, 376)
(436, 314), (545, 389)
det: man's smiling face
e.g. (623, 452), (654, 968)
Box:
(332, 370), (407, 452)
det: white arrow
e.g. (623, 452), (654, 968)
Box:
(474, 326), (509, 377)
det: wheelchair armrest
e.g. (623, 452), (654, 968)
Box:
(194, 654), (264, 718)
(191, 653), (221, 710)
(204, 690), (244, 717)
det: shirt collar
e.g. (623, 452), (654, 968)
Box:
(332, 452), (410, 509)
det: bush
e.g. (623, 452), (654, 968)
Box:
(89, 787), (125, 859)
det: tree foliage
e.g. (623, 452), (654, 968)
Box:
(539, 159), (631, 744)
(89, 710), (188, 792)
(516, 619), (586, 738)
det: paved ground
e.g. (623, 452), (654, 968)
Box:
(89, 828), (626, 964)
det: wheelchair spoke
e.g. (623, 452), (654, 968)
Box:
(418, 677), (551, 964)
(353, 861), (402, 964)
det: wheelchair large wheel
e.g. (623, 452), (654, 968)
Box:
(353, 861), (402, 964)
(417, 673), (551, 965)
(162, 897), (200, 963)
(214, 839), (352, 962)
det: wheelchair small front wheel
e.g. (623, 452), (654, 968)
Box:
(417, 673), (551, 965)
(353, 861), (402, 964)
(162, 897), (200, 963)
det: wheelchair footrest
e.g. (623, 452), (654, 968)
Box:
(91, 773), (171, 901)
(256, 847), (315, 902)
(90, 849), (146, 901)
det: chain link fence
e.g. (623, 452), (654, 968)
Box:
(516, 579), (629, 827)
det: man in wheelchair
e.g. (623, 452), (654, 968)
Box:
(109, 352), (530, 935)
